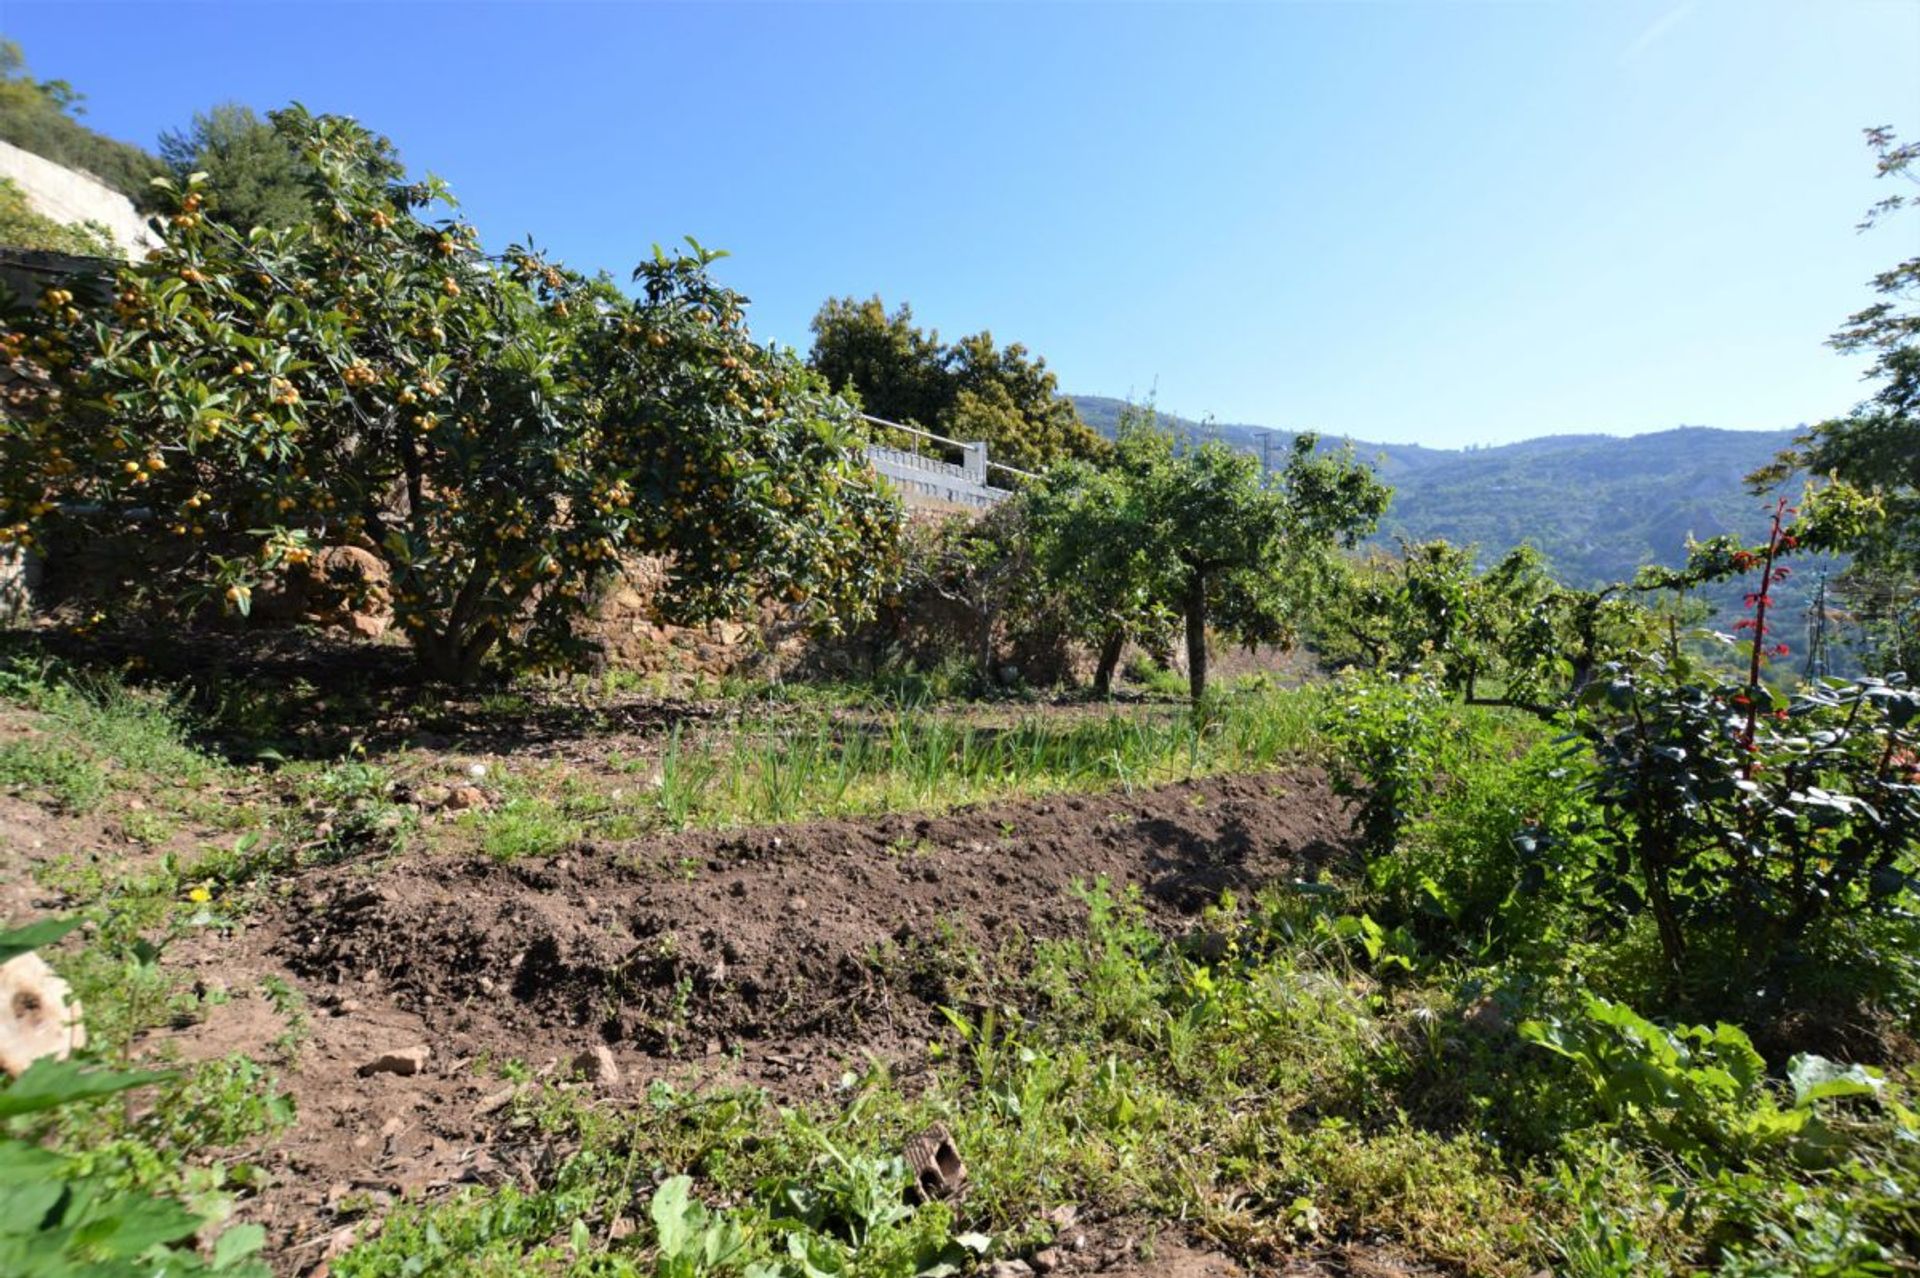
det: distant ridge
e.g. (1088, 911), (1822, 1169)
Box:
(1069, 394), (1810, 594)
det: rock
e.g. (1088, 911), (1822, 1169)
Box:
(465, 763), (488, 781)
(358, 1045), (431, 1077)
(289, 545), (393, 639)
(609, 1216), (637, 1240)
(444, 786), (488, 812)
(415, 784), (451, 810)
(472, 1085), (517, 1118)
(572, 1044), (620, 1085)
(0, 951), (87, 1078)
(1032, 1250), (1063, 1274)
(987, 1263), (1034, 1278)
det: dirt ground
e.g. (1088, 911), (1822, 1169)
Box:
(4, 678), (1436, 1274)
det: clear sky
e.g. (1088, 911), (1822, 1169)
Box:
(5, 2), (1918, 447)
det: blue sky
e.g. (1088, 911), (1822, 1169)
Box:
(6, 2), (1918, 447)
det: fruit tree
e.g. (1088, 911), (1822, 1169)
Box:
(0, 108), (900, 683)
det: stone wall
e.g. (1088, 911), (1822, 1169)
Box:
(588, 557), (786, 677)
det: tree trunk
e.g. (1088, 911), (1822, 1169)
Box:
(1092, 629), (1125, 698)
(977, 601), (996, 687)
(1184, 569), (1209, 703)
(1638, 834), (1687, 980)
(414, 621), (500, 686)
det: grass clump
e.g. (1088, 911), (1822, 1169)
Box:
(644, 687), (1324, 832)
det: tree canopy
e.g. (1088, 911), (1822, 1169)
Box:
(807, 296), (1107, 471)
(2, 108), (899, 683)
(1025, 407), (1390, 700)
(157, 103), (347, 234)
(1752, 127), (1919, 673)
(0, 41), (166, 205)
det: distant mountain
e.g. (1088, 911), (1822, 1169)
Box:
(1070, 395), (1830, 608)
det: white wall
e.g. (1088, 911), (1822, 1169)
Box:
(0, 138), (157, 258)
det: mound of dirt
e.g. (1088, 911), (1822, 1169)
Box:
(277, 770), (1347, 1064)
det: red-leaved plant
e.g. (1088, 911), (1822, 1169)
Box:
(1542, 499), (1919, 984)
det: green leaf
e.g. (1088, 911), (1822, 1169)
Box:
(211, 1222), (268, 1270)
(64, 1187), (202, 1259)
(0, 917), (80, 964)
(0, 1057), (168, 1118)
(650, 1175), (696, 1259)
(0, 1137), (66, 1185)
(1787, 1054), (1884, 1107)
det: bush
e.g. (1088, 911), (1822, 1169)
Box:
(3, 108), (900, 684)
(1319, 665), (1452, 862)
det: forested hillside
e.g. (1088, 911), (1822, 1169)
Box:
(1072, 393), (1809, 589)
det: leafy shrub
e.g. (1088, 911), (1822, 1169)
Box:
(0, 919), (269, 1277)
(0, 178), (118, 257)
(1320, 665), (1452, 861)
(1551, 499), (1920, 981)
(1520, 993), (1900, 1161)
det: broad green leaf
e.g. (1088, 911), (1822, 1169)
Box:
(211, 1222), (268, 1270)
(1787, 1054), (1885, 1107)
(650, 1175), (696, 1258)
(0, 1057), (168, 1118)
(0, 917), (80, 964)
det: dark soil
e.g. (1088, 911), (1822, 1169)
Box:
(149, 768), (1348, 1272)
(273, 769), (1345, 1068)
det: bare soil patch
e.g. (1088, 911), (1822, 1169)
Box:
(139, 768), (1347, 1271)
(272, 768), (1344, 1070)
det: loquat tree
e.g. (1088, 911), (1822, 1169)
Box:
(0, 108), (900, 683)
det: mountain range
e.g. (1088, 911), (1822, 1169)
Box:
(1070, 395), (1818, 597)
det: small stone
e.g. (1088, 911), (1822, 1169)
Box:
(987, 1263), (1034, 1278)
(572, 1044), (620, 1085)
(335, 998), (362, 1016)
(358, 1045), (430, 1077)
(466, 763), (488, 780)
(472, 1085), (517, 1118)
(786, 895), (808, 914)
(444, 786), (488, 812)
(609, 1216), (637, 1240)
(416, 784), (451, 809)
(1032, 1248), (1063, 1274)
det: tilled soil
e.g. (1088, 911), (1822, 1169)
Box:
(129, 768), (1371, 1273)
(273, 769), (1347, 1065)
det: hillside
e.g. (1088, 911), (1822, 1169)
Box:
(1071, 393), (1811, 591)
